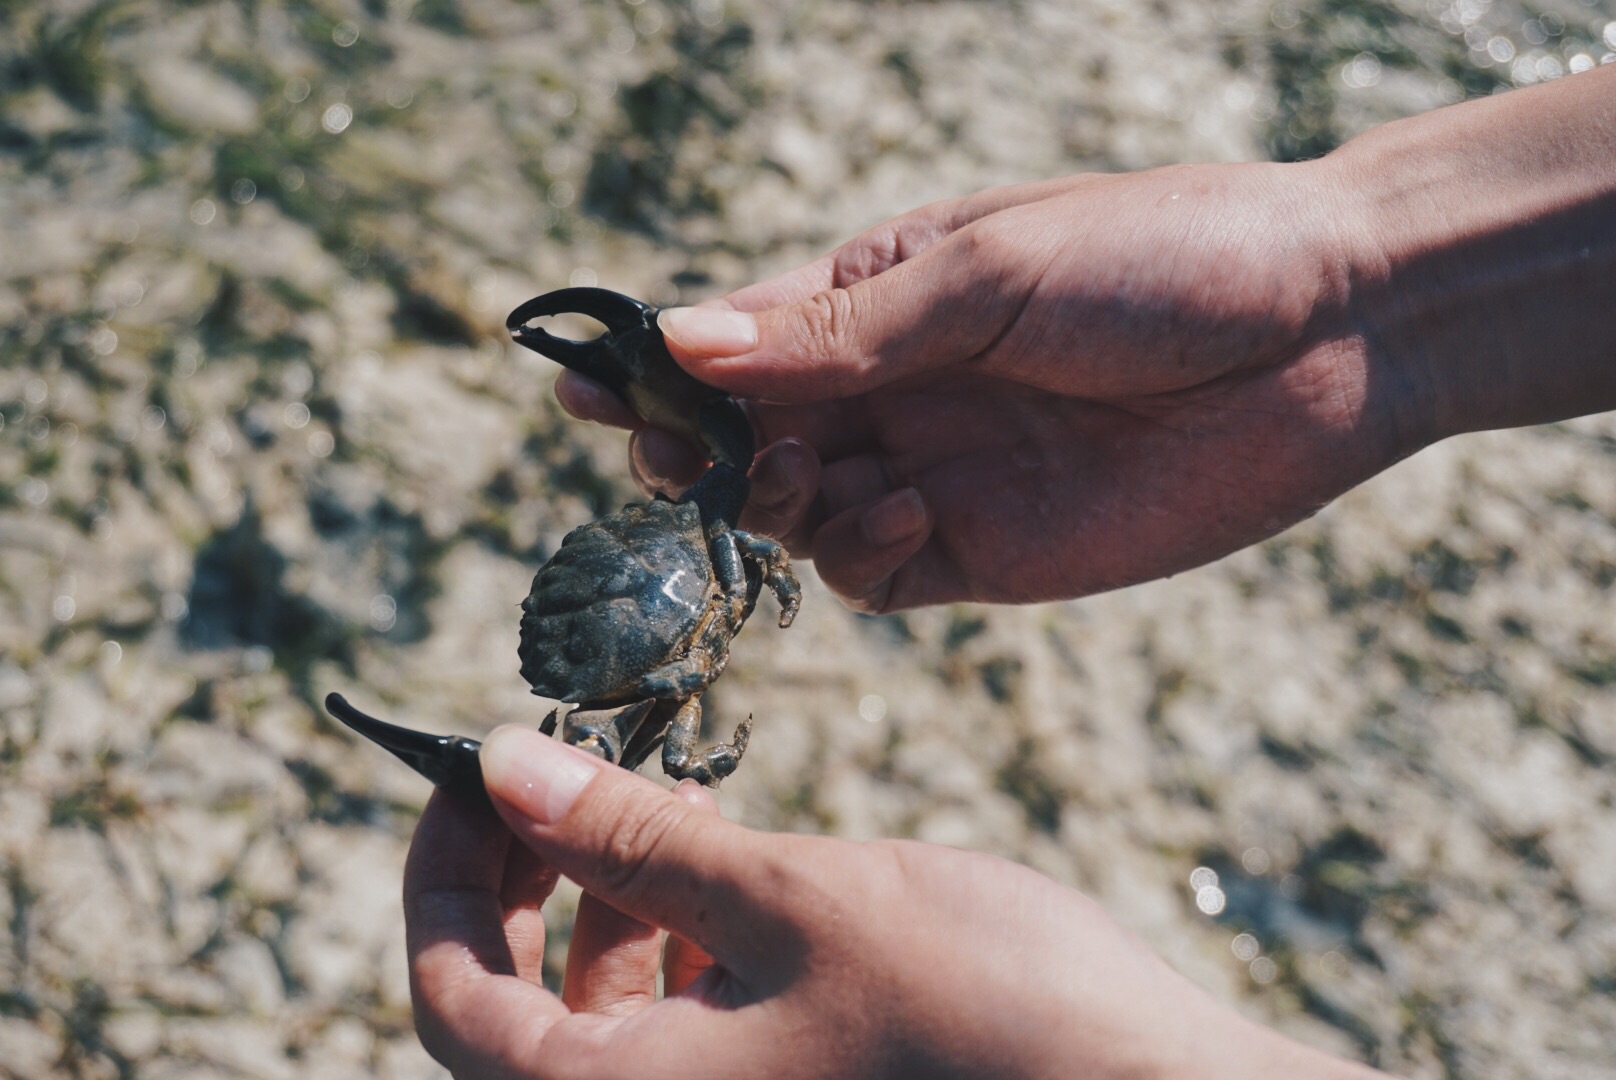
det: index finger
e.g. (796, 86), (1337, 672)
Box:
(713, 178), (1083, 314)
(715, 197), (970, 313)
(405, 789), (569, 1075)
(716, 253), (839, 313)
(409, 763), (787, 1079)
(663, 781), (721, 997)
(479, 727), (799, 970)
(555, 369), (647, 430)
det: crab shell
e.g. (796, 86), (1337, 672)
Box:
(518, 498), (733, 705)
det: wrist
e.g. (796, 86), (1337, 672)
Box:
(1320, 66), (1616, 443)
(1150, 1003), (1387, 1080)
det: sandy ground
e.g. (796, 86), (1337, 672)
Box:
(3, 0), (1616, 1076)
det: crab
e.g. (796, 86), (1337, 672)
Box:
(325, 287), (799, 798)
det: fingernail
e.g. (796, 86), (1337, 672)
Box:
(629, 431), (672, 492)
(861, 487), (928, 548)
(481, 726), (600, 825)
(658, 307), (757, 357)
(632, 427), (708, 494)
(750, 445), (803, 514)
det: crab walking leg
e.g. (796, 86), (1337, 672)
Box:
(618, 699), (677, 772)
(732, 530), (802, 627)
(561, 700), (656, 766)
(661, 695), (753, 785)
(708, 528), (752, 625)
(636, 654), (720, 700)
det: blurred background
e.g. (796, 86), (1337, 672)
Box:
(4, 0), (1616, 1076)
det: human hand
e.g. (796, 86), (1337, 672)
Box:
(561, 65), (1616, 613)
(559, 164), (1407, 612)
(405, 725), (1384, 1079)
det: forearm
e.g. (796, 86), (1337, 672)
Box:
(1322, 64), (1616, 443)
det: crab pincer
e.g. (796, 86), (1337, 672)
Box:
(327, 287), (800, 802)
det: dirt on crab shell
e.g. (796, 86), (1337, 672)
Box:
(3, 1), (1616, 1077)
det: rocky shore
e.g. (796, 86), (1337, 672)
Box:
(3, 1), (1615, 1075)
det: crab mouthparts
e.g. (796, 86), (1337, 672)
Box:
(323, 693), (492, 812)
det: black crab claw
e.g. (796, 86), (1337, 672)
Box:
(324, 693), (491, 813)
(507, 286), (756, 472)
(506, 287), (655, 378)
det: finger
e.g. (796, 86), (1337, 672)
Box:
(558, 778), (726, 1014)
(709, 204), (961, 315)
(660, 222), (1038, 403)
(716, 178), (1086, 313)
(878, 536), (972, 612)
(478, 726), (786, 967)
(406, 789), (517, 982)
(555, 370), (645, 430)
(738, 437), (821, 544)
(405, 784), (752, 1078)
(748, 370), (1034, 490)
(811, 487), (934, 614)
(817, 454), (897, 521)
(405, 789), (570, 1076)
(500, 842), (560, 985)
(564, 892), (664, 1016)
(628, 427), (709, 497)
(816, 183), (1064, 289)
(749, 396), (880, 463)
(663, 780), (720, 997)
(716, 252), (839, 313)
(631, 430), (828, 549)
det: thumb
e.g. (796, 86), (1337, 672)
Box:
(479, 725), (768, 957)
(658, 230), (1024, 403)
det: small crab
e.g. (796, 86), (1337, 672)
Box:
(326, 287), (798, 799)
(511, 288), (798, 783)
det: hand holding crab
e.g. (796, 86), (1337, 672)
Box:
(327, 288), (799, 796)
(559, 169), (1414, 614)
(404, 726), (1389, 1080)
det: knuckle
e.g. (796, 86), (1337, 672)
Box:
(412, 981), (466, 1071)
(796, 287), (859, 362)
(591, 792), (693, 903)
(853, 593), (893, 616)
(955, 216), (1011, 265)
(818, 557), (898, 613)
(832, 235), (891, 284)
(788, 287), (879, 399)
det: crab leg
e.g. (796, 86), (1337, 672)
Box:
(732, 530), (802, 627)
(619, 699), (676, 773)
(661, 696), (752, 786)
(708, 529), (752, 626)
(636, 655), (720, 700)
(561, 699), (656, 767)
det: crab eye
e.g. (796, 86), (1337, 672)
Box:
(515, 311), (609, 344)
